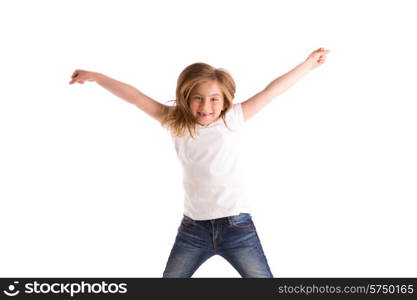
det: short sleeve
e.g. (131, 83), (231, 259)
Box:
(226, 102), (245, 130)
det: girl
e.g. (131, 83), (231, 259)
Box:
(69, 47), (330, 277)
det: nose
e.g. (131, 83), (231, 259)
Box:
(199, 101), (211, 112)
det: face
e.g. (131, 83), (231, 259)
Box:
(189, 80), (225, 126)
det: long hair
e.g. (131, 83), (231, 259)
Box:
(160, 62), (236, 140)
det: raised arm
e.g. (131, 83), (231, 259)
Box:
(241, 48), (330, 121)
(69, 70), (168, 123)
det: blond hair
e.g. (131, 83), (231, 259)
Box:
(160, 62), (236, 140)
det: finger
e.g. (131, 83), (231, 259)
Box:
(71, 71), (79, 78)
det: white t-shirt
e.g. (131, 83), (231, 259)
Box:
(170, 102), (252, 220)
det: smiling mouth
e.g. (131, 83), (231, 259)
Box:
(198, 112), (212, 117)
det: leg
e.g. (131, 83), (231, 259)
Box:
(163, 216), (214, 278)
(219, 213), (273, 278)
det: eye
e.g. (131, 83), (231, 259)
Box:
(211, 98), (219, 101)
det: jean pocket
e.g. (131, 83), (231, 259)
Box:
(180, 215), (195, 227)
(228, 213), (256, 231)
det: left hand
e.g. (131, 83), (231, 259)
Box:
(305, 48), (330, 70)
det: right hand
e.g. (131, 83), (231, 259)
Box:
(305, 48), (330, 70)
(69, 69), (99, 85)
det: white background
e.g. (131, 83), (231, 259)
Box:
(1, 0), (416, 277)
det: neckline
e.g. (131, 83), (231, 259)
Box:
(197, 117), (222, 128)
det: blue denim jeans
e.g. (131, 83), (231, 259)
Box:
(162, 213), (273, 278)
